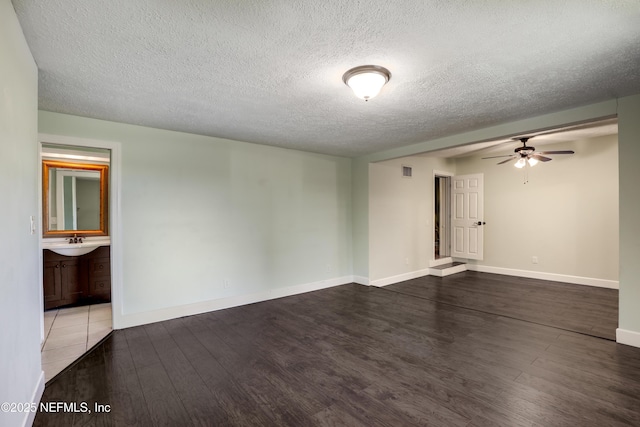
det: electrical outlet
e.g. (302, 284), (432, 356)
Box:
(326, 264), (331, 273)
(30, 216), (36, 235)
(532, 256), (539, 264)
(223, 279), (230, 289)
(405, 257), (410, 265)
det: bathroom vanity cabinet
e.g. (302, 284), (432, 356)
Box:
(43, 257), (80, 309)
(43, 246), (111, 310)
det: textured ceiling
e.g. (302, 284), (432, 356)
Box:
(425, 118), (618, 158)
(12, 0), (640, 157)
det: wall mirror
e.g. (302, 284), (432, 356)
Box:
(42, 160), (109, 237)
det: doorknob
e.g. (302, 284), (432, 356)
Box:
(474, 221), (486, 226)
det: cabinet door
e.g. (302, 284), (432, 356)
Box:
(60, 259), (82, 305)
(43, 261), (62, 309)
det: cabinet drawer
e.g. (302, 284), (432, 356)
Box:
(90, 258), (111, 277)
(89, 278), (110, 296)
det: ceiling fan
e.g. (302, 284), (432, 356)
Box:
(482, 137), (574, 168)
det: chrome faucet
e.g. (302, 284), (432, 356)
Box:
(69, 234), (83, 244)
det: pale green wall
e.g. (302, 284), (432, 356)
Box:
(618, 95), (640, 335)
(0, 0), (42, 425)
(369, 156), (455, 282)
(39, 111), (352, 315)
(351, 157), (369, 279)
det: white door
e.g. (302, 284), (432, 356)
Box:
(451, 173), (484, 260)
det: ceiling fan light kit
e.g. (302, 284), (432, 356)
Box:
(482, 136), (575, 169)
(342, 65), (391, 101)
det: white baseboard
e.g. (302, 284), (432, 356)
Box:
(466, 264), (619, 289)
(352, 276), (370, 286)
(114, 276), (353, 329)
(617, 328), (640, 348)
(429, 263), (467, 277)
(22, 370), (45, 427)
(428, 257), (453, 268)
(370, 269), (431, 288)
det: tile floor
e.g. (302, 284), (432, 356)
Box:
(41, 303), (112, 382)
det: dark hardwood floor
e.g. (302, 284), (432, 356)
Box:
(35, 273), (640, 426)
(385, 271), (619, 340)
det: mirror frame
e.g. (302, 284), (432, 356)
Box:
(42, 160), (109, 237)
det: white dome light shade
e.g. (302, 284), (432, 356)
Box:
(345, 72), (386, 100)
(515, 158), (527, 168)
(527, 157), (539, 166)
(343, 65), (391, 101)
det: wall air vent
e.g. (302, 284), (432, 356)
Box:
(402, 165), (413, 178)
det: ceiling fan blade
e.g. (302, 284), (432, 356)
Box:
(482, 154), (517, 159)
(531, 154), (552, 162)
(538, 150), (575, 155)
(497, 157), (516, 165)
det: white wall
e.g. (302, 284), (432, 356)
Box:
(38, 111), (352, 327)
(617, 95), (640, 347)
(368, 134), (619, 287)
(355, 97), (640, 347)
(369, 156), (455, 284)
(0, 1), (43, 426)
(456, 135), (619, 284)
(353, 100), (618, 282)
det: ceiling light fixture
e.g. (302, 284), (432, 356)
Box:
(483, 137), (574, 170)
(342, 65), (391, 101)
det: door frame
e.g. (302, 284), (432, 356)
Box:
(38, 133), (122, 343)
(433, 170), (454, 260)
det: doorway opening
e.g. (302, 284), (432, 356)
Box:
(40, 142), (114, 382)
(434, 174), (451, 259)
